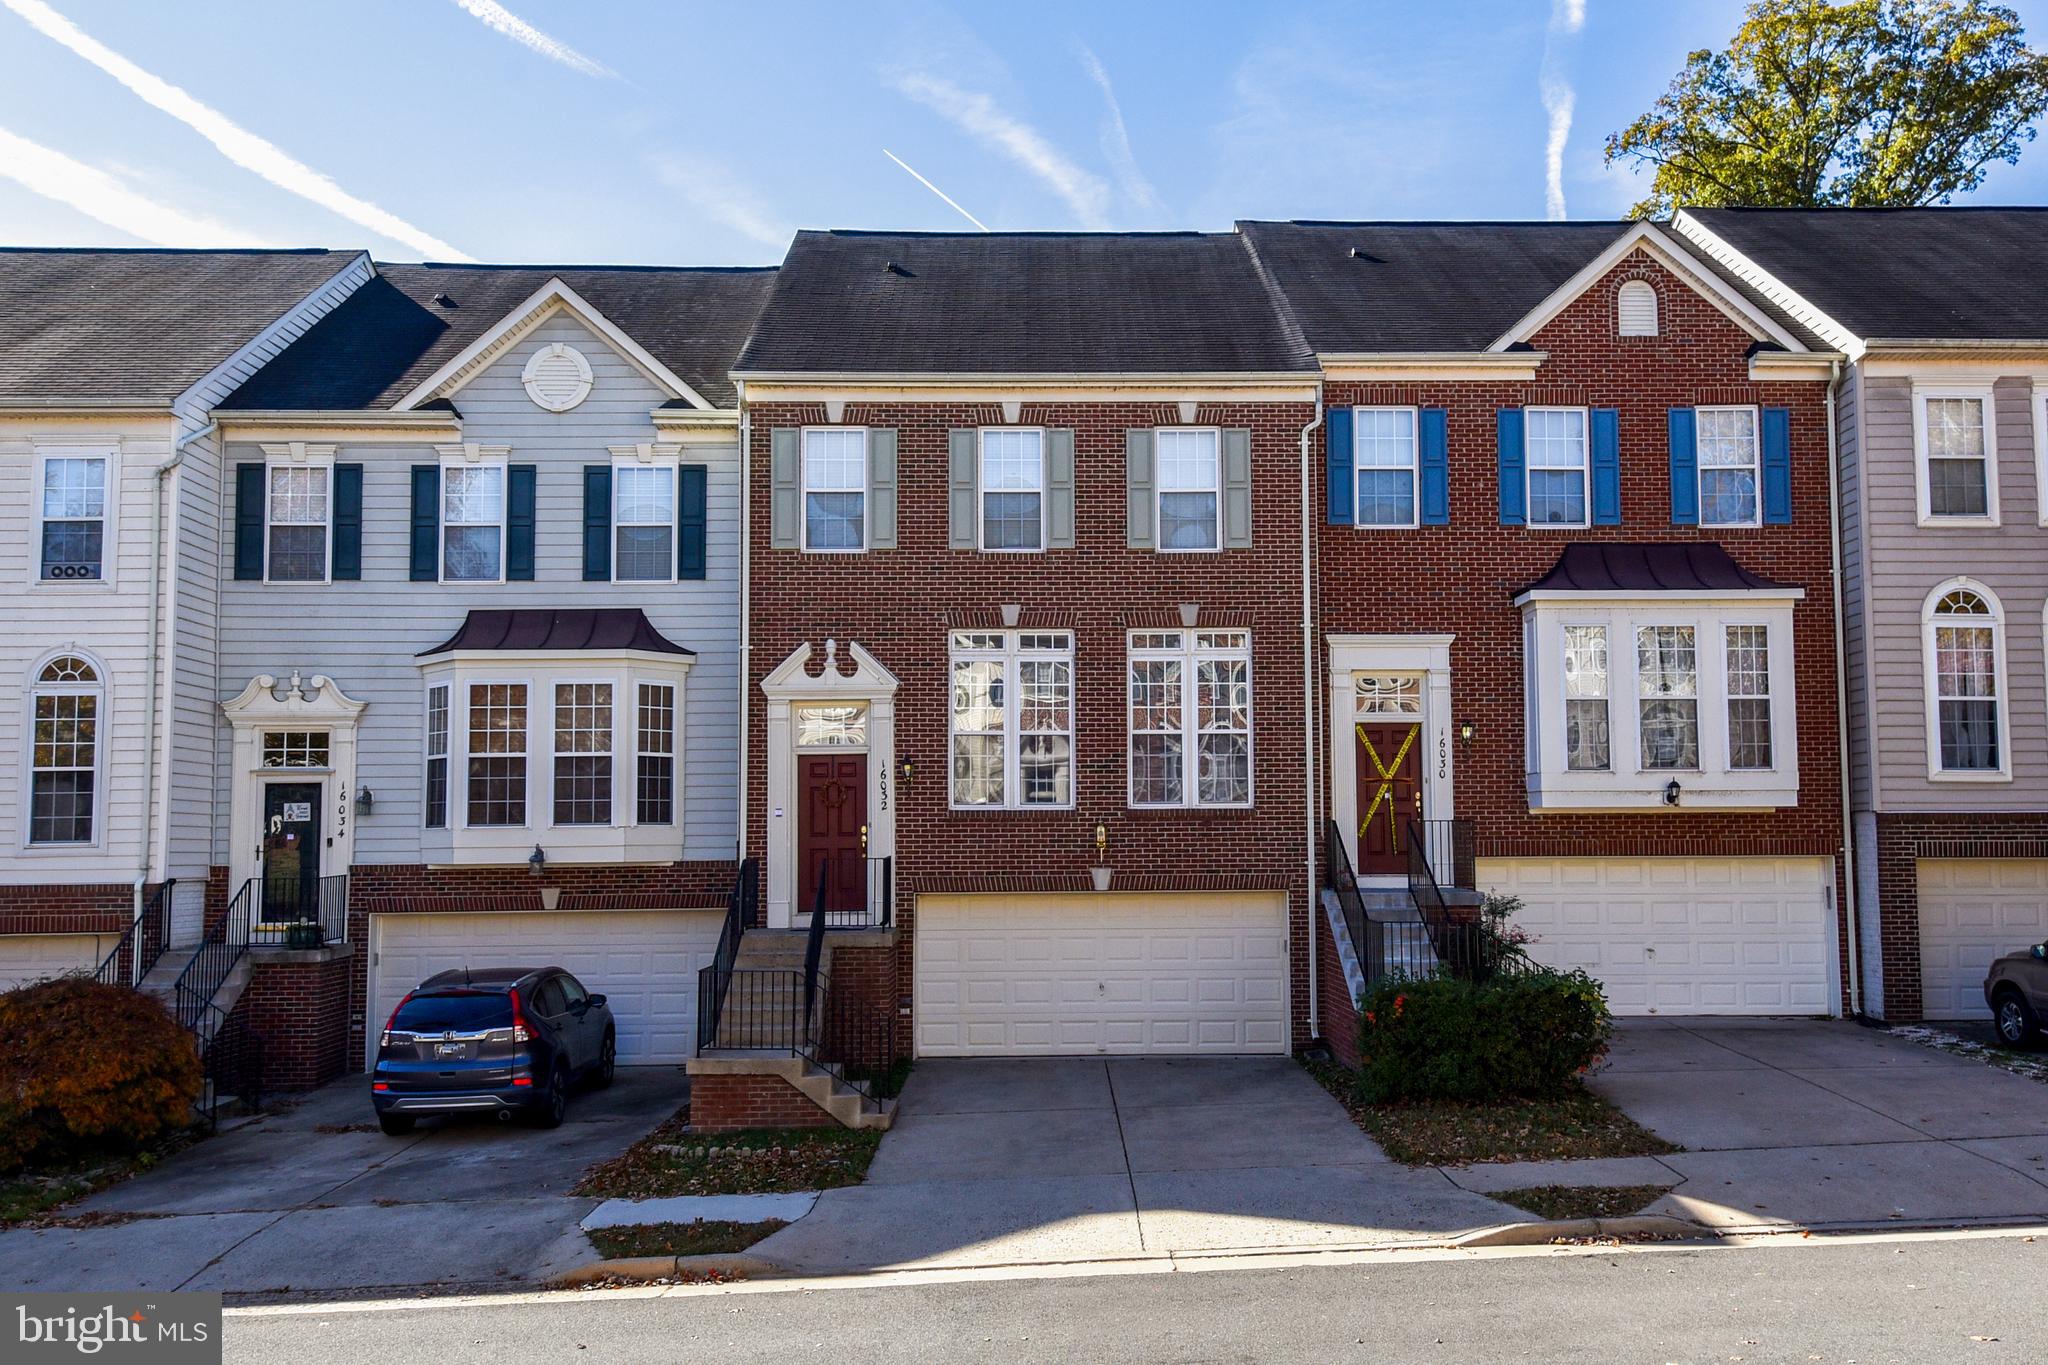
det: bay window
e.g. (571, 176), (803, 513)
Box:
(950, 631), (1074, 808)
(466, 683), (528, 826)
(424, 685), (449, 829)
(553, 683), (614, 825)
(1725, 625), (1773, 769)
(1128, 630), (1253, 808)
(1562, 625), (1610, 772)
(1637, 625), (1700, 770)
(636, 684), (676, 825)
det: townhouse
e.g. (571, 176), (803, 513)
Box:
(1675, 207), (2048, 1022)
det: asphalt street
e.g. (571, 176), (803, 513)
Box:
(223, 1230), (2048, 1364)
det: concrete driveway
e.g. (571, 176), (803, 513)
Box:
(751, 1057), (1518, 1274)
(1561, 1019), (2048, 1233)
(0, 1067), (681, 1296)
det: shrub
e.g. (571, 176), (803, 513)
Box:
(1355, 968), (1612, 1104)
(0, 977), (203, 1171)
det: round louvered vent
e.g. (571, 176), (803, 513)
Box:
(522, 343), (594, 411)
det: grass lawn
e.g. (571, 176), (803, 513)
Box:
(0, 1129), (200, 1228)
(1492, 1184), (1674, 1221)
(1304, 1060), (1679, 1166)
(576, 1110), (881, 1198)
(587, 1219), (787, 1260)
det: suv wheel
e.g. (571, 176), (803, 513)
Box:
(378, 1113), (416, 1137)
(1994, 988), (2041, 1048)
(592, 1031), (616, 1089)
(533, 1063), (569, 1128)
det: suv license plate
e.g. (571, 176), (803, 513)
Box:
(435, 1043), (465, 1059)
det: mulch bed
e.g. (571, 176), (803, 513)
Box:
(574, 1108), (880, 1198)
(586, 1218), (787, 1260)
(1492, 1184), (1674, 1220)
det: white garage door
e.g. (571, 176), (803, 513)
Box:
(1918, 859), (2048, 1019)
(368, 910), (724, 1066)
(915, 892), (1288, 1056)
(1478, 858), (1833, 1016)
(0, 933), (110, 991)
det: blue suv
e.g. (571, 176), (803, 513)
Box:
(371, 966), (616, 1135)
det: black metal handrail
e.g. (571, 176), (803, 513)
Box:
(694, 858), (758, 1059)
(1410, 818), (1477, 893)
(250, 873), (350, 949)
(1324, 818), (1370, 973)
(192, 1001), (263, 1131)
(809, 855), (895, 929)
(698, 964), (896, 1102)
(803, 859), (830, 1026)
(172, 878), (257, 1036)
(94, 878), (175, 988)
(1405, 818), (1517, 983)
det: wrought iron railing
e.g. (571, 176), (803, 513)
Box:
(1405, 818), (1519, 983)
(250, 872), (349, 948)
(192, 1002), (264, 1131)
(807, 855), (894, 929)
(697, 965), (897, 1101)
(172, 878), (257, 1036)
(1410, 818), (1477, 894)
(94, 878), (175, 988)
(694, 858), (759, 1061)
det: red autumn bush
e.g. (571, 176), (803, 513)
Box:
(0, 976), (202, 1170)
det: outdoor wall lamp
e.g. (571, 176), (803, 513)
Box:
(1663, 780), (1682, 807)
(1457, 721), (1475, 748)
(528, 845), (547, 877)
(1095, 824), (1108, 861)
(900, 759), (915, 783)
(357, 788), (375, 815)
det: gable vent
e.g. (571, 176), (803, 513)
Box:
(521, 343), (594, 412)
(1617, 279), (1659, 337)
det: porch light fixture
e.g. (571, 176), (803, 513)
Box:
(528, 845), (547, 877)
(900, 759), (915, 784)
(1458, 722), (1475, 748)
(357, 788), (375, 814)
(1094, 824), (1108, 861)
(1662, 780), (1682, 807)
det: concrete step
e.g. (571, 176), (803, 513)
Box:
(692, 1053), (894, 1130)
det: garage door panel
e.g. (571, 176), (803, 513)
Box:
(369, 910), (722, 1066)
(1917, 859), (2048, 1020)
(0, 934), (110, 991)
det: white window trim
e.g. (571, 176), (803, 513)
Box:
(439, 457), (509, 586)
(1351, 405), (1420, 531)
(31, 445), (118, 590)
(1560, 624), (1611, 773)
(458, 676), (533, 831)
(611, 452), (680, 585)
(1695, 404), (1762, 529)
(1722, 622), (1776, 772)
(977, 426), (1047, 553)
(1126, 630), (1255, 809)
(1154, 426), (1223, 554)
(1523, 406), (1590, 530)
(2033, 384), (2048, 529)
(546, 676), (623, 829)
(948, 631), (1077, 811)
(801, 425), (868, 554)
(262, 451), (335, 586)
(634, 680), (679, 826)
(1632, 624), (1704, 775)
(1921, 576), (2012, 783)
(1912, 383), (2000, 527)
(423, 682), (451, 831)
(20, 649), (107, 851)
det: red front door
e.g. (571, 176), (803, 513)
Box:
(798, 754), (868, 917)
(1356, 723), (1422, 876)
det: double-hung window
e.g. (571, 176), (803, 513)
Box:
(636, 683), (676, 825)
(266, 463), (330, 582)
(1525, 408), (1588, 527)
(1128, 630), (1253, 807)
(424, 684), (450, 829)
(614, 463), (676, 582)
(1928, 587), (2003, 773)
(29, 655), (100, 845)
(1353, 407), (1418, 527)
(1156, 428), (1221, 550)
(466, 683), (528, 826)
(803, 428), (866, 551)
(443, 463), (506, 582)
(553, 683), (613, 826)
(38, 454), (107, 581)
(949, 631), (1074, 808)
(1916, 390), (1996, 522)
(1562, 625), (1610, 772)
(1725, 625), (1773, 769)
(1697, 407), (1760, 526)
(980, 428), (1044, 550)
(1636, 625), (1699, 769)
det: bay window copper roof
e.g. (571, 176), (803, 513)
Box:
(418, 609), (692, 657)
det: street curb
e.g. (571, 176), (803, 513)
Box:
(550, 1252), (786, 1287)
(1452, 1215), (1713, 1248)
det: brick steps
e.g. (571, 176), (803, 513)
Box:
(688, 1053), (895, 1131)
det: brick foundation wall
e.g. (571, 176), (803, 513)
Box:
(1315, 905), (1361, 1070)
(0, 884), (139, 935)
(688, 1071), (838, 1132)
(239, 950), (354, 1091)
(1871, 811), (2048, 1021)
(821, 940), (904, 1068)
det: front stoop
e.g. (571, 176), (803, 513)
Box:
(688, 1054), (896, 1132)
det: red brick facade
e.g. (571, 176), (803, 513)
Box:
(689, 1070), (838, 1132)
(0, 883), (138, 936)
(237, 949), (354, 1090)
(1870, 812), (2048, 1021)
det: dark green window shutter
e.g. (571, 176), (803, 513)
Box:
(409, 466), (439, 580)
(1761, 407), (1793, 525)
(583, 465), (612, 580)
(1496, 409), (1526, 526)
(1418, 408), (1449, 526)
(1324, 408), (1353, 525)
(234, 463), (265, 580)
(332, 463), (363, 580)
(506, 464), (536, 581)
(1667, 408), (1699, 525)
(1590, 407), (1622, 526)
(678, 464), (708, 580)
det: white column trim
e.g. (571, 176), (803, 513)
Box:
(1325, 634), (1456, 885)
(220, 672), (367, 898)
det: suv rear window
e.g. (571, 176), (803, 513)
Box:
(393, 992), (513, 1032)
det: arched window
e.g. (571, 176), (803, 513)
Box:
(1617, 280), (1659, 337)
(30, 655), (101, 844)
(1924, 584), (2005, 776)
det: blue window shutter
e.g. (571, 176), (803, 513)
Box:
(1590, 407), (1621, 526)
(507, 464), (536, 581)
(677, 464), (708, 580)
(1761, 407), (1793, 525)
(409, 465), (439, 581)
(1419, 408), (1449, 526)
(1324, 407), (1354, 525)
(1667, 408), (1699, 526)
(332, 463), (363, 580)
(1496, 409), (1526, 526)
(583, 465), (612, 581)
(234, 463), (265, 580)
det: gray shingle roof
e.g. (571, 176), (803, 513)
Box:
(1683, 207), (2048, 342)
(0, 247), (362, 403)
(224, 262), (778, 411)
(735, 231), (1316, 375)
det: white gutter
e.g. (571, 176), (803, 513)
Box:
(1824, 360), (1862, 1019)
(736, 381), (751, 867)
(1300, 394), (1325, 1041)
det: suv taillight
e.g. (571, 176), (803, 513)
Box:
(509, 987), (531, 1044)
(380, 994), (410, 1049)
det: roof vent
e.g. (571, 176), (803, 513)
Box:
(433, 291), (456, 308)
(884, 260), (914, 277)
(1348, 247), (1385, 263)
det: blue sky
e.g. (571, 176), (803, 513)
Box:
(3, 0), (2047, 266)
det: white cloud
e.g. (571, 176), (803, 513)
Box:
(448, 0), (613, 80)
(647, 154), (790, 251)
(2, 0), (472, 260)
(1540, 0), (1587, 220)
(0, 124), (273, 246)
(888, 71), (1111, 228)
(1075, 42), (1164, 219)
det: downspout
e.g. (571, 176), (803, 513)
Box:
(1823, 361), (1862, 1019)
(1300, 394), (1325, 1041)
(134, 420), (213, 977)
(735, 384), (751, 870)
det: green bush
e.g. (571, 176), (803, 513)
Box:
(1355, 968), (1612, 1104)
(0, 977), (202, 1171)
